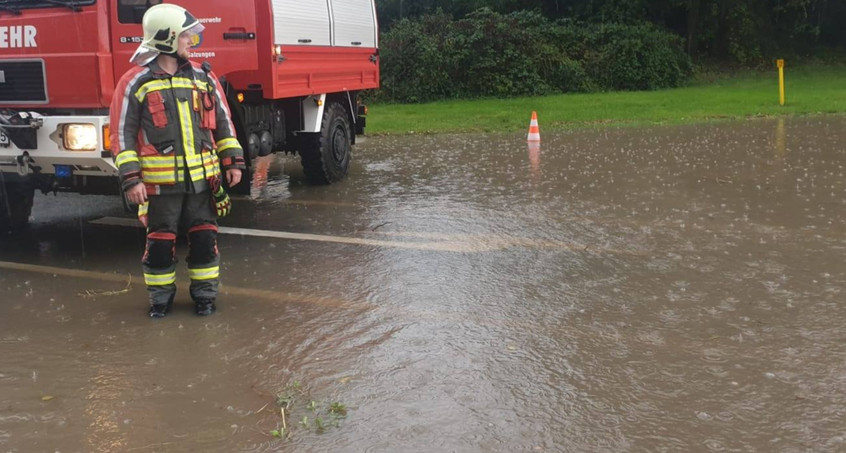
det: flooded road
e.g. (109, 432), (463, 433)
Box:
(1, 116), (845, 452)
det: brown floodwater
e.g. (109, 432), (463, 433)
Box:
(1, 116), (845, 452)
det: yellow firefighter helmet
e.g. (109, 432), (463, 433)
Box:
(130, 4), (204, 64)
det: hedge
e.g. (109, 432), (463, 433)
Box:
(376, 9), (693, 103)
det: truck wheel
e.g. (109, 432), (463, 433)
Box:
(300, 102), (351, 184)
(0, 179), (35, 233)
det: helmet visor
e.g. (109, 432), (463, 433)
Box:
(182, 23), (205, 48)
(183, 22), (205, 38)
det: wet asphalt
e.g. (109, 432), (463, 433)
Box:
(1, 116), (846, 452)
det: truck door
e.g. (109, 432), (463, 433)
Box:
(109, 0), (259, 82)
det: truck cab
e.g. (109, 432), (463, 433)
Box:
(0, 0), (379, 231)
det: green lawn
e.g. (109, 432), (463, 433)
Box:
(366, 64), (846, 135)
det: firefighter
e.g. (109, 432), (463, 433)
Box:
(110, 3), (245, 318)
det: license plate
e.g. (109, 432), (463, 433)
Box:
(0, 130), (9, 147)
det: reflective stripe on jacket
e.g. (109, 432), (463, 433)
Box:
(109, 59), (245, 193)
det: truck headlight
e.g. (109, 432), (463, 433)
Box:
(63, 124), (98, 151)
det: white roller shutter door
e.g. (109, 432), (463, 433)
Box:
(331, 0), (377, 47)
(272, 0), (331, 46)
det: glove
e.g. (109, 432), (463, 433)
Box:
(137, 201), (149, 227)
(213, 185), (231, 217)
(209, 177), (231, 217)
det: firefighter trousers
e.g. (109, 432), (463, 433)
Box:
(142, 192), (219, 306)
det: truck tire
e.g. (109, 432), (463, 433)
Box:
(0, 178), (35, 233)
(300, 102), (351, 184)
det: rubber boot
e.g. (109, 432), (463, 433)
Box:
(149, 294), (174, 319)
(195, 298), (216, 316)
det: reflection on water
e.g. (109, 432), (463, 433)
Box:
(774, 117), (788, 158)
(249, 154), (292, 201)
(1, 117), (845, 452)
(527, 141), (541, 183)
(84, 365), (127, 453)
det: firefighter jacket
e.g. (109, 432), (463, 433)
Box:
(109, 59), (245, 195)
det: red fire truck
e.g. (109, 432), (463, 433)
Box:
(0, 0), (379, 231)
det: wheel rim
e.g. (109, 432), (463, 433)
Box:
(331, 122), (349, 164)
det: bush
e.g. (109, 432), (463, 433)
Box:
(377, 10), (693, 103)
(539, 56), (590, 93)
(580, 24), (693, 90)
(376, 13), (455, 103)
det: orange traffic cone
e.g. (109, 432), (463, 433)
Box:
(527, 111), (540, 142)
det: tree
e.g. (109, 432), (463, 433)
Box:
(375, 0), (846, 62)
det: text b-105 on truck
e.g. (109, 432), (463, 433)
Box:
(0, 0), (379, 231)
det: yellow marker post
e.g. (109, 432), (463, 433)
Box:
(777, 59), (785, 106)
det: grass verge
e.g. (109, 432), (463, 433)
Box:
(366, 64), (846, 135)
